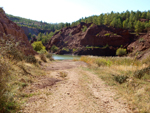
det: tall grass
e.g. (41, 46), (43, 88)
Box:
(80, 56), (150, 112)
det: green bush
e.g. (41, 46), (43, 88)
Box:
(81, 25), (87, 32)
(62, 47), (69, 52)
(104, 33), (111, 36)
(31, 41), (46, 52)
(51, 45), (59, 52)
(114, 75), (128, 84)
(116, 48), (127, 56)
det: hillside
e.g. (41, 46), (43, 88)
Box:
(0, 9), (36, 55)
(46, 22), (135, 56)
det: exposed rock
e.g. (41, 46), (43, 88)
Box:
(46, 22), (134, 56)
(127, 33), (150, 59)
(0, 9), (36, 55)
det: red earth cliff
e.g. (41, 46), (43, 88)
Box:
(0, 9), (36, 55)
(46, 22), (134, 56)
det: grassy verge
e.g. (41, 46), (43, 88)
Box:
(0, 34), (52, 112)
(80, 56), (150, 113)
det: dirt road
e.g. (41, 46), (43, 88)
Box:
(23, 60), (132, 113)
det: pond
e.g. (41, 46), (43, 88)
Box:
(52, 54), (80, 60)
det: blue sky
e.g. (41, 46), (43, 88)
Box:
(1, 0), (150, 23)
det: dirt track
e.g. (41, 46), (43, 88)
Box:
(23, 60), (132, 113)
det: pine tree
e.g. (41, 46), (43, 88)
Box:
(135, 21), (142, 33)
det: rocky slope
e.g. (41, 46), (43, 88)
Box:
(0, 8), (36, 55)
(127, 32), (150, 59)
(46, 22), (134, 56)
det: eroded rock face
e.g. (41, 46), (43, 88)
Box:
(0, 9), (36, 55)
(47, 22), (134, 56)
(127, 33), (150, 59)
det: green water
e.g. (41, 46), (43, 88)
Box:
(52, 54), (80, 60)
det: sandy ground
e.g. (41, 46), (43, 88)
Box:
(22, 60), (132, 113)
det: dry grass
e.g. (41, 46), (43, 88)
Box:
(0, 34), (46, 112)
(59, 71), (68, 78)
(80, 56), (150, 113)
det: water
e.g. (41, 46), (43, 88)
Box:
(52, 54), (80, 60)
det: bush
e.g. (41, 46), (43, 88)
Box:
(104, 33), (111, 36)
(25, 55), (37, 64)
(46, 53), (54, 61)
(0, 58), (18, 112)
(95, 58), (111, 67)
(116, 48), (127, 56)
(114, 75), (128, 84)
(51, 45), (59, 52)
(81, 25), (87, 32)
(31, 41), (46, 52)
(134, 66), (150, 79)
(40, 54), (47, 62)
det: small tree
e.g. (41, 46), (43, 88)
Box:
(31, 41), (46, 52)
(135, 21), (142, 34)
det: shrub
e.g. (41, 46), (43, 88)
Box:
(31, 41), (46, 52)
(0, 58), (18, 112)
(139, 38), (145, 43)
(95, 58), (111, 67)
(134, 66), (150, 79)
(25, 55), (37, 64)
(81, 25), (87, 32)
(73, 48), (77, 52)
(46, 53), (54, 61)
(104, 33), (111, 36)
(51, 45), (59, 53)
(114, 75), (128, 84)
(40, 54), (47, 62)
(116, 48), (127, 56)
(62, 47), (69, 52)
(59, 71), (68, 78)
(37, 49), (47, 54)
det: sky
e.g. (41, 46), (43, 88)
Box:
(1, 0), (150, 23)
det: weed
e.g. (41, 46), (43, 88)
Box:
(59, 71), (68, 78)
(25, 55), (37, 64)
(40, 54), (47, 62)
(114, 75), (128, 84)
(95, 58), (111, 67)
(133, 66), (150, 79)
(46, 53), (54, 61)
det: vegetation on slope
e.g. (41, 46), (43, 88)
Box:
(80, 56), (150, 112)
(6, 14), (70, 31)
(0, 33), (54, 113)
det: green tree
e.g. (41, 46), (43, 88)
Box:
(135, 21), (142, 33)
(31, 41), (46, 52)
(123, 19), (129, 29)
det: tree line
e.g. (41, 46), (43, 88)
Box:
(7, 10), (150, 33)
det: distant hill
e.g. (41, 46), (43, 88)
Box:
(6, 14), (70, 31)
